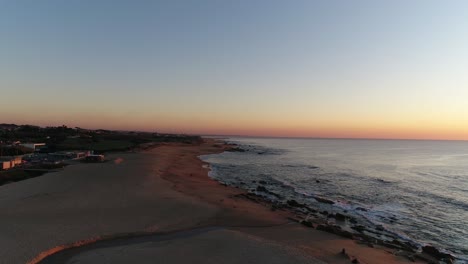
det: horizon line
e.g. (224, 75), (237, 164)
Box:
(201, 134), (468, 142)
(3, 123), (468, 142)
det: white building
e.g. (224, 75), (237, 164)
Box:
(20, 143), (46, 152)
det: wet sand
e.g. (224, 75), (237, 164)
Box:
(0, 139), (424, 264)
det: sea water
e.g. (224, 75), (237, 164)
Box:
(201, 137), (468, 262)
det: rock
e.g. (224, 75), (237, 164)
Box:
(314, 196), (335, 204)
(356, 207), (368, 212)
(255, 186), (282, 199)
(414, 252), (437, 263)
(228, 147), (245, 152)
(258, 180), (267, 185)
(376, 225), (385, 231)
(351, 225), (366, 232)
(422, 245), (440, 256)
(422, 245), (454, 262)
(287, 199), (306, 208)
(316, 179), (320, 183)
(316, 224), (335, 232)
(335, 213), (347, 221)
(351, 258), (360, 263)
(301, 220), (314, 228)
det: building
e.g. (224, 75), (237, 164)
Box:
(0, 156), (22, 170)
(0, 160), (12, 170)
(49, 151), (90, 161)
(20, 143), (46, 152)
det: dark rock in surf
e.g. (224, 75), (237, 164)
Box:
(351, 225), (366, 232)
(334, 213), (347, 221)
(316, 224), (335, 232)
(301, 220), (314, 228)
(258, 180), (267, 185)
(287, 199), (306, 208)
(422, 245), (454, 262)
(255, 186), (282, 199)
(314, 196), (335, 204)
(228, 147), (245, 152)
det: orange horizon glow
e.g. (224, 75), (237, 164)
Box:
(3, 111), (468, 141)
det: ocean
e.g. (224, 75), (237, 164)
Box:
(200, 137), (468, 263)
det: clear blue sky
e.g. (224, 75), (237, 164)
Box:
(1, 1), (467, 139)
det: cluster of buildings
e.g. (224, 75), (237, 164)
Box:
(0, 142), (105, 171)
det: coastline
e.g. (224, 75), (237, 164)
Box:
(0, 139), (433, 263)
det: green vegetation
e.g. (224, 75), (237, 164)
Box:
(57, 138), (134, 152)
(1, 124), (203, 154)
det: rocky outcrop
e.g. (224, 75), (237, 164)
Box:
(287, 199), (306, 208)
(314, 196), (334, 204)
(422, 245), (454, 263)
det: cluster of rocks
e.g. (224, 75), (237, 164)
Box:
(250, 192), (458, 264)
(226, 147), (246, 152)
(230, 174), (458, 264)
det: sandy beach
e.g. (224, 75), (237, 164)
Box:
(0, 139), (425, 264)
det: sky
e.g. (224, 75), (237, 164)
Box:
(1, 0), (467, 140)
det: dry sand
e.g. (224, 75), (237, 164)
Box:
(0, 139), (423, 264)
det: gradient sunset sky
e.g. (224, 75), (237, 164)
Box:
(1, 1), (467, 140)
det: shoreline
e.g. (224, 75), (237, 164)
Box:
(0, 139), (437, 263)
(201, 140), (457, 263)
